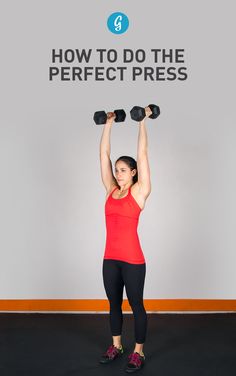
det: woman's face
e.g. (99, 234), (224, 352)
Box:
(115, 161), (136, 186)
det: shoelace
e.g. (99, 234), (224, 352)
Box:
(128, 352), (142, 367)
(105, 345), (119, 358)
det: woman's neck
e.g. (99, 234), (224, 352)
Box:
(118, 184), (132, 193)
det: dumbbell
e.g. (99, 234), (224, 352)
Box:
(93, 109), (126, 125)
(130, 104), (160, 122)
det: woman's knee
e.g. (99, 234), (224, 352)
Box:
(109, 298), (123, 310)
(128, 299), (145, 312)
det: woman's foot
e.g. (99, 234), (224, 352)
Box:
(99, 344), (124, 364)
(125, 351), (145, 373)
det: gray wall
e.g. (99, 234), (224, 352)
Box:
(0, 0), (235, 299)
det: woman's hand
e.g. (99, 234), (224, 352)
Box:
(144, 106), (152, 118)
(106, 112), (116, 125)
(139, 107), (152, 125)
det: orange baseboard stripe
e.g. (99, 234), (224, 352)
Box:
(0, 299), (236, 311)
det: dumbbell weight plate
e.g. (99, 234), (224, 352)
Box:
(93, 111), (107, 125)
(130, 106), (146, 122)
(148, 104), (160, 119)
(114, 109), (126, 122)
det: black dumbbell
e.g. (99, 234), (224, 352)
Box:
(130, 104), (160, 122)
(93, 109), (126, 125)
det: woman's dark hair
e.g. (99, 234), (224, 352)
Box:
(115, 156), (138, 185)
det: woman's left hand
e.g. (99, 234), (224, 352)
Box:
(144, 106), (152, 118)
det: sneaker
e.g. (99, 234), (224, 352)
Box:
(99, 344), (124, 364)
(125, 352), (145, 373)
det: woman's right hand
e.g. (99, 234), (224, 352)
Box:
(106, 112), (116, 125)
(145, 106), (152, 119)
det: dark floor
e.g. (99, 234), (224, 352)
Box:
(0, 312), (236, 376)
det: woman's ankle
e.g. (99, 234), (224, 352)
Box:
(114, 344), (122, 349)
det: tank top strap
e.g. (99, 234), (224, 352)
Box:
(110, 186), (118, 196)
(109, 185), (131, 198)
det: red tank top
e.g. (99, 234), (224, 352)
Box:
(103, 186), (145, 264)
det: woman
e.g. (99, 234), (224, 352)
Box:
(99, 107), (152, 373)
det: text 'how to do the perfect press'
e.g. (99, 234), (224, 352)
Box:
(49, 48), (188, 82)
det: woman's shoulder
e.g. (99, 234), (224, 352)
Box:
(105, 184), (119, 199)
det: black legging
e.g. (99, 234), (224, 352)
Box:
(102, 259), (147, 344)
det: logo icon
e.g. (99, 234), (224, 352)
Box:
(107, 12), (129, 34)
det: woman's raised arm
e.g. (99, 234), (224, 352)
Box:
(136, 108), (152, 196)
(99, 113), (117, 192)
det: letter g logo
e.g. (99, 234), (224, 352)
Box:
(114, 15), (122, 31)
(107, 12), (129, 35)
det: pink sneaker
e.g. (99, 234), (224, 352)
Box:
(125, 352), (145, 372)
(99, 344), (124, 364)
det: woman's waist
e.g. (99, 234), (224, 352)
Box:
(105, 231), (141, 242)
(105, 212), (140, 221)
